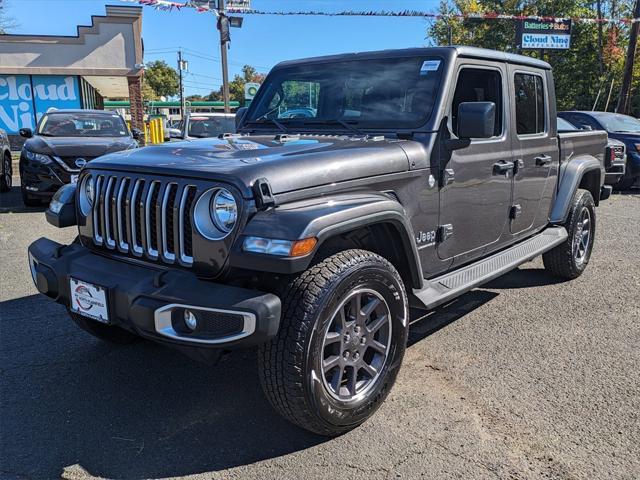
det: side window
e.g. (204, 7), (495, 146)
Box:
(574, 115), (600, 131)
(451, 68), (503, 137)
(514, 73), (545, 135)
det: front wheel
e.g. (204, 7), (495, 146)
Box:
(0, 153), (12, 192)
(258, 249), (409, 436)
(543, 189), (596, 279)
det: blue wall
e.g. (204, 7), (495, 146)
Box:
(0, 75), (81, 134)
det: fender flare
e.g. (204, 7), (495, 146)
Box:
(229, 192), (423, 288)
(550, 155), (603, 224)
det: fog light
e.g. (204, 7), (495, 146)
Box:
(183, 309), (198, 331)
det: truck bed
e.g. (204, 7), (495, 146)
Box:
(557, 130), (607, 166)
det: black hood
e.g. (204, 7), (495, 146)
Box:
(87, 135), (413, 198)
(24, 135), (137, 168)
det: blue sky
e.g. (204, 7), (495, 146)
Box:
(4, 0), (442, 97)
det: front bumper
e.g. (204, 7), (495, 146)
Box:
(604, 160), (626, 185)
(20, 155), (74, 198)
(28, 238), (281, 352)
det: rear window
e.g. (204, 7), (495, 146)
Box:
(514, 73), (545, 135)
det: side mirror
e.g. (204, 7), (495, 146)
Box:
(20, 128), (33, 138)
(457, 102), (496, 139)
(235, 107), (248, 130)
(581, 125), (593, 131)
(131, 128), (142, 140)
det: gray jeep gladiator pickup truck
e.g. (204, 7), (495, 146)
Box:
(29, 46), (609, 436)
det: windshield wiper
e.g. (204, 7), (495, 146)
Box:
(250, 117), (290, 133)
(303, 119), (364, 135)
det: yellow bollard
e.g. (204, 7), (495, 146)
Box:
(158, 119), (165, 142)
(152, 119), (160, 144)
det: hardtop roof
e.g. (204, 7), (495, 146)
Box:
(275, 46), (551, 70)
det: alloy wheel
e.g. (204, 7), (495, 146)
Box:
(320, 288), (392, 402)
(573, 207), (591, 265)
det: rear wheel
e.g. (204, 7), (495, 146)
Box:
(543, 189), (595, 279)
(69, 312), (138, 344)
(258, 249), (408, 436)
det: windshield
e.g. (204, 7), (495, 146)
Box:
(557, 117), (578, 131)
(38, 112), (129, 137)
(592, 113), (640, 133)
(188, 116), (236, 138)
(246, 56), (444, 130)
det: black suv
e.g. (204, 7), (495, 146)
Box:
(30, 47), (608, 435)
(19, 110), (140, 206)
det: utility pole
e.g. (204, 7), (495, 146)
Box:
(615, 0), (639, 114)
(178, 49), (185, 119)
(217, 0), (231, 113)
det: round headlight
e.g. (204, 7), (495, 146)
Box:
(211, 188), (237, 233)
(79, 174), (94, 216)
(85, 176), (94, 205)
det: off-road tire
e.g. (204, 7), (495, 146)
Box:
(258, 249), (408, 436)
(543, 189), (595, 279)
(69, 312), (138, 344)
(0, 153), (12, 192)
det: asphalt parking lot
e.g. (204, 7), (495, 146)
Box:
(1, 177), (639, 480)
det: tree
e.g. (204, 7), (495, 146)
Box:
(0, 1), (17, 34)
(143, 60), (179, 99)
(207, 65), (266, 106)
(141, 80), (159, 102)
(428, 0), (638, 116)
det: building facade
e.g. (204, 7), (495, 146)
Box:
(0, 5), (144, 147)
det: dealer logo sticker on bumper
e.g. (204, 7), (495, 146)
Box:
(70, 278), (109, 323)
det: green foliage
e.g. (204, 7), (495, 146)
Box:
(144, 60), (180, 99)
(427, 0), (638, 116)
(205, 65), (266, 105)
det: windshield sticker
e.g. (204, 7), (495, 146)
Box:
(420, 60), (441, 75)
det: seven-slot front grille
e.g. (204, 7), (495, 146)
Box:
(91, 174), (197, 266)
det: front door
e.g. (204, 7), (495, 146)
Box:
(437, 63), (513, 263)
(509, 68), (558, 235)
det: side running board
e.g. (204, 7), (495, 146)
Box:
(413, 227), (568, 310)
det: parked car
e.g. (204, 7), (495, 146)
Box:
(175, 112), (236, 139)
(557, 116), (626, 185)
(0, 128), (12, 192)
(30, 46), (609, 436)
(19, 110), (141, 206)
(558, 111), (640, 189)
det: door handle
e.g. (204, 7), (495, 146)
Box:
(493, 160), (514, 176)
(535, 154), (552, 166)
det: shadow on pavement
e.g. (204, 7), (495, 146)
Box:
(0, 267), (552, 479)
(0, 295), (323, 479)
(483, 267), (567, 289)
(0, 185), (48, 213)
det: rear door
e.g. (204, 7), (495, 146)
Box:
(437, 61), (513, 264)
(508, 68), (558, 235)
